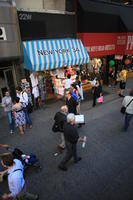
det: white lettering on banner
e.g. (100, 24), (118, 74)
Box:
(117, 36), (126, 45)
(37, 48), (80, 56)
(126, 35), (133, 50)
(115, 55), (123, 60)
(105, 44), (115, 50)
(38, 50), (53, 56)
(86, 44), (115, 52)
(0, 27), (7, 41)
(55, 49), (69, 54)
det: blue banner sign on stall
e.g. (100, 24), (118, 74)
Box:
(22, 38), (89, 71)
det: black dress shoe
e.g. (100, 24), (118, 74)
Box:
(119, 94), (125, 97)
(78, 124), (82, 128)
(58, 165), (67, 171)
(35, 194), (39, 200)
(74, 157), (82, 163)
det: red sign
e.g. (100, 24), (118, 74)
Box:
(77, 32), (133, 57)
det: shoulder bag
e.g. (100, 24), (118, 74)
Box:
(120, 98), (133, 114)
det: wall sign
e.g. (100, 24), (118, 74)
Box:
(77, 32), (133, 57)
(0, 27), (7, 41)
(18, 13), (32, 21)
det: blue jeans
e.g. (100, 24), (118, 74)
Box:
(7, 111), (14, 131)
(124, 113), (133, 131)
(24, 109), (32, 126)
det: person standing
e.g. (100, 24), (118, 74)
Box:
(16, 86), (32, 128)
(12, 97), (26, 135)
(118, 66), (127, 97)
(30, 73), (39, 109)
(2, 90), (14, 134)
(122, 89), (133, 131)
(58, 113), (82, 171)
(71, 83), (81, 115)
(63, 74), (73, 90)
(63, 74), (73, 98)
(0, 153), (39, 200)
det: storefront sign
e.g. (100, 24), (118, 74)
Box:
(37, 48), (80, 56)
(77, 32), (133, 57)
(126, 35), (133, 50)
(0, 27), (7, 41)
(115, 55), (123, 60)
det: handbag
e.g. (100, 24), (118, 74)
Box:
(120, 98), (133, 114)
(22, 92), (33, 113)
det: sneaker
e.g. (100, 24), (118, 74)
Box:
(58, 165), (67, 171)
(74, 157), (82, 163)
(10, 130), (13, 134)
(78, 124), (82, 128)
(35, 194), (39, 200)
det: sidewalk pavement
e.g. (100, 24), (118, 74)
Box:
(0, 78), (133, 200)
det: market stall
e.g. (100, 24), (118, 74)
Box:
(22, 38), (89, 99)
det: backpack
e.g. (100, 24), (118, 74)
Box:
(52, 112), (66, 132)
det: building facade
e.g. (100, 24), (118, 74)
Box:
(16, 0), (79, 99)
(77, 0), (133, 84)
(0, 0), (23, 103)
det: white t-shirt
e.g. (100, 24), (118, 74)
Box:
(63, 79), (73, 89)
(8, 159), (25, 197)
(17, 92), (28, 105)
(122, 96), (133, 114)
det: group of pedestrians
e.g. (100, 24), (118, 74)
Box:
(0, 67), (133, 199)
(53, 77), (87, 170)
(2, 86), (33, 135)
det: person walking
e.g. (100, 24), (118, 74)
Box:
(2, 90), (14, 134)
(53, 106), (68, 152)
(92, 79), (103, 107)
(122, 89), (133, 131)
(0, 153), (39, 200)
(12, 97), (26, 135)
(65, 89), (79, 115)
(118, 66), (127, 97)
(75, 76), (84, 101)
(16, 86), (32, 128)
(58, 113), (83, 171)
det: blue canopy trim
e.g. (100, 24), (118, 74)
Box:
(22, 38), (89, 71)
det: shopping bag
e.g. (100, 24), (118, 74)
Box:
(97, 96), (103, 103)
(75, 115), (85, 124)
